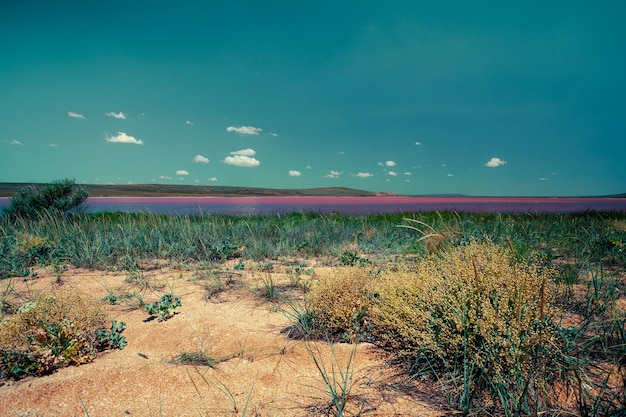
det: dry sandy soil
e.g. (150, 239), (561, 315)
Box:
(0, 259), (450, 417)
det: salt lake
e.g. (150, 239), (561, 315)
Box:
(2, 196), (625, 215)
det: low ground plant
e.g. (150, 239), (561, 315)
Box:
(143, 292), (181, 321)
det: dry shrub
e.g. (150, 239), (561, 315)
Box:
(14, 232), (53, 265)
(370, 240), (561, 412)
(305, 267), (373, 340)
(0, 289), (108, 379)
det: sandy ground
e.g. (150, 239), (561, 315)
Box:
(0, 261), (450, 417)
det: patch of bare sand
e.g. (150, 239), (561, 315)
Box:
(0, 265), (448, 417)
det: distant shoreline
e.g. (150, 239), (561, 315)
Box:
(0, 183), (386, 198)
(0, 182), (623, 199)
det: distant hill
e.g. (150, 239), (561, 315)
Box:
(0, 183), (385, 198)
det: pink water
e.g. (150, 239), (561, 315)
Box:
(1, 196), (625, 215)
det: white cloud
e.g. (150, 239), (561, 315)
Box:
(388, 171), (398, 176)
(49, 143), (59, 147)
(185, 120), (193, 125)
(222, 149), (259, 167)
(230, 148), (256, 157)
(485, 157), (507, 168)
(193, 155), (210, 164)
(106, 112), (127, 119)
(268, 132), (278, 137)
(68, 111), (85, 119)
(404, 172), (411, 175)
(289, 170), (302, 177)
(539, 177), (550, 181)
(208, 177), (218, 182)
(10, 140), (23, 146)
(227, 126), (262, 136)
(353, 172), (373, 178)
(105, 132), (144, 145)
(415, 141), (422, 146)
(447, 173), (454, 177)
(176, 170), (189, 176)
(223, 155), (260, 167)
(378, 160), (397, 167)
(159, 175), (172, 180)
(324, 170), (342, 179)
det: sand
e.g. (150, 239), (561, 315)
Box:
(0, 261), (448, 417)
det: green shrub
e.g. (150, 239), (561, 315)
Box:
(5, 178), (88, 219)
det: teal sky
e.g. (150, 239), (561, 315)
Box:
(1, 1), (625, 196)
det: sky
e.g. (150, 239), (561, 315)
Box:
(1, 1), (625, 197)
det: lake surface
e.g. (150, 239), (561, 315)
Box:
(1, 196), (625, 215)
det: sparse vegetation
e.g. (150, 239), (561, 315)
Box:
(0, 209), (625, 415)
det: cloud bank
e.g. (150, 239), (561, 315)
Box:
(105, 132), (144, 145)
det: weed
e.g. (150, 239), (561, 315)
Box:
(95, 320), (127, 350)
(257, 273), (279, 302)
(305, 342), (358, 417)
(338, 251), (360, 266)
(279, 299), (316, 339)
(143, 293), (181, 321)
(187, 367), (256, 416)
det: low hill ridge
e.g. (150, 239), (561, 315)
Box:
(0, 183), (384, 198)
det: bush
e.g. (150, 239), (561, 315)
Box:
(370, 240), (562, 414)
(0, 290), (113, 379)
(6, 178), (88, 218)
(305, 267), (373, 341)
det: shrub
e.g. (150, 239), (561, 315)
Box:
(370, 240), (561, 414)
(6, 178), (88, 219)
(0, 290), (112, 379)
(305, 267), (373, 341)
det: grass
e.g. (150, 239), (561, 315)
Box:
(305, 342), (358, 417)
(1, 209), (625, 415)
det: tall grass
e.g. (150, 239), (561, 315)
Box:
(2, 210), (623, 278)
